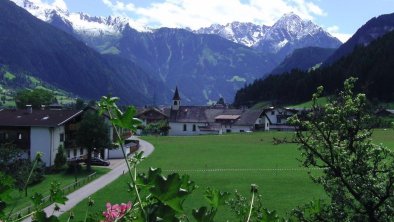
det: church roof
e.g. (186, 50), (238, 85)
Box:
(173, 87), (181, 100)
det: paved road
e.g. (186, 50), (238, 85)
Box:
(23, 138), (154, 222)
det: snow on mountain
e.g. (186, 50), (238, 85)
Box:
(11, 0), (150, 38)
(195, 12), (342, 56)
(195, 22), (269, 47)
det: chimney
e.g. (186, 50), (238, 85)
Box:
(26, 105), (32, 114)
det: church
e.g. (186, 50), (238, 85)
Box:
(136, 87), (300, 135)
(166, 87), (266, 136)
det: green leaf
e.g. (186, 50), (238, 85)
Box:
(30, 192), (44, 207)
(149, 173), (192, 212)
(50, 182), (68, 204)
(97, 96), (119, 115)
(32, 211), (60, 222)
(111, 106), (142, 131)
(138, 168), (196, 213)
(260, 208), (279, 222)
(192, 207), (216, 222)
(145, 203), (179, 222)
(204, 187), (229, 208)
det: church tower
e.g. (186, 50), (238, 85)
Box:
(171, 86), (181, 111)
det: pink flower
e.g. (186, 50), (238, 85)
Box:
(103, 202), (132, 222)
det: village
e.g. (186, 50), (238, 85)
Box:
(0, 87), (305, 168)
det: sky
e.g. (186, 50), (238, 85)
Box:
(42, 0), (394, 42)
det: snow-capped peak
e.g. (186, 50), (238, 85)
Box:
(11, 0), (150, 37)
(271, 12), (322, 39)
(195, 13), (341, 58)
(195, 22), (268, 47)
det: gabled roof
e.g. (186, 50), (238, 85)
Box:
(169, 106), (208, 123)
(136, 107), (168, 119)
(234, 109), (264, 126)
(0, 109), (84, 127)
(168, 106), (263, 126)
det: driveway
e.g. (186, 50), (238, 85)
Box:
(22, 138), (154, 222)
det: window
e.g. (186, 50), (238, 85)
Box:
(226, 129), (232, 133)
(18, 133), (22, 140)
(73, 149), (77, 157)
(174, 101), (178, 105)
(192, 124), (196, 131)
(67, 149), (70, 158)
(271, 111), (275, 115)
(240, 130), (245, 133)
(80, 148), (83, 155)
(60, 133), (64, 142)
(183, 124), (187, 131)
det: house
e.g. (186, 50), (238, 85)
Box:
(135, 107), (168, 125)
(262, 107), (299, 131)
(166, 87), (266, 136)
(375, 108), (394, 117)
(0, 107), (114, 167)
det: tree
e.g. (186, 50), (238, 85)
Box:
(74, 98), (86, 110)
(15, 88), (55, 109)
(54, 144), (67, 170)
(76, 110), (110, 171)
(289, 77), (394, 221)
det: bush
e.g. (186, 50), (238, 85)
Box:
(66, 161), (82, 174)
(54, 145), (67, 170)
(10, 158), (45, 190)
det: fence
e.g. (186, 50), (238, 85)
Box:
(9, 172), (97, 220)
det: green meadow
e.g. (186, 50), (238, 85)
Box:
(60, 130), (394, 221)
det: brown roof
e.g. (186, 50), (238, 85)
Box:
(136, 107), (168, 119)
(0, 109), (84, 127)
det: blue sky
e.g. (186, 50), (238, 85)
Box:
(48, 0), (394, 42)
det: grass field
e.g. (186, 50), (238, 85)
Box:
(60, 129), (394, 221)
(3, 167), (110, 216)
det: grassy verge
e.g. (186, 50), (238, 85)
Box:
(3, 167), (110, 217)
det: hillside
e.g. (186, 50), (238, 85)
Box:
(0, 65), (75, 107)
(325, 12), (394, 64)
(270, 47), (336, 75)
(233, 30), (394, 106)
(0, 0), (167, 106)
(115, 27), (279, 104)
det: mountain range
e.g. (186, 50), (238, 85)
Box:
(234, 12), (394, 106)
(7, 0), (343, 105)
(196, 13), (342, 62)
(0, 0), (169, 106)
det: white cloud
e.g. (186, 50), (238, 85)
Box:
(327, 25), (352, 43)
(101, 0), (327, 29)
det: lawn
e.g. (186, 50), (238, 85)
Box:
(3, 166), (110, 217)
(289, 96), (329, 108)
(59, 129), (394, 221)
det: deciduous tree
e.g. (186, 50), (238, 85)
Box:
(15, 88), (55, 109)
(76, 110), (110, 171)
(289, 77), (394, 221)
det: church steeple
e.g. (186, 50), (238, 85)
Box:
(172, 86), (181, 110)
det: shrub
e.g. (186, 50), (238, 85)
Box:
(54, 144), (67, 171)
